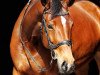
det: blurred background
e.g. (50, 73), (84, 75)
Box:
(1, 0), (100, 75)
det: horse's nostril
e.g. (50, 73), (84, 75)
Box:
(72, 63), (76, 70)
(61, 61), (68, 71)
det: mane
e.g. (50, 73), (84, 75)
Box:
(50, 0), (62, 17)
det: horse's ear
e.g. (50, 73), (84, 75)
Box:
(67, 0), (75, 7)
(41, 0), (48, 6)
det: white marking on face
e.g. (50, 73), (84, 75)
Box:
(61, 16), (66, 26)
(60, 16), (68, 38)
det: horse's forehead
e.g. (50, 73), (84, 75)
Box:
(45, 15), (67, 27)
(52, 16), (66, 23)
(60, 16), (66, 26)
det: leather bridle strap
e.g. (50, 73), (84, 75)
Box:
(50, 40), (72, 49)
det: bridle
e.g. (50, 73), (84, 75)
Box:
(19, 0), (73, 73)
(42, 13), (72, 50)
(41, 11), (72, 60)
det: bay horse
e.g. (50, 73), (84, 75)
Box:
(10, 0), (100, 75)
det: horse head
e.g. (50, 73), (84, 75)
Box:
(40, 0), (75, 74)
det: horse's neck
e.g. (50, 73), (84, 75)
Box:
(21, 0), (44, 41)
(20, 0), (49, 68)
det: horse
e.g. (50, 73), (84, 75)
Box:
(10, 0), (100, 75)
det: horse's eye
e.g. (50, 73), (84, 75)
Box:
(48, 24), (53, 29)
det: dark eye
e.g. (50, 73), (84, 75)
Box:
(48, 24), (53, 29)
